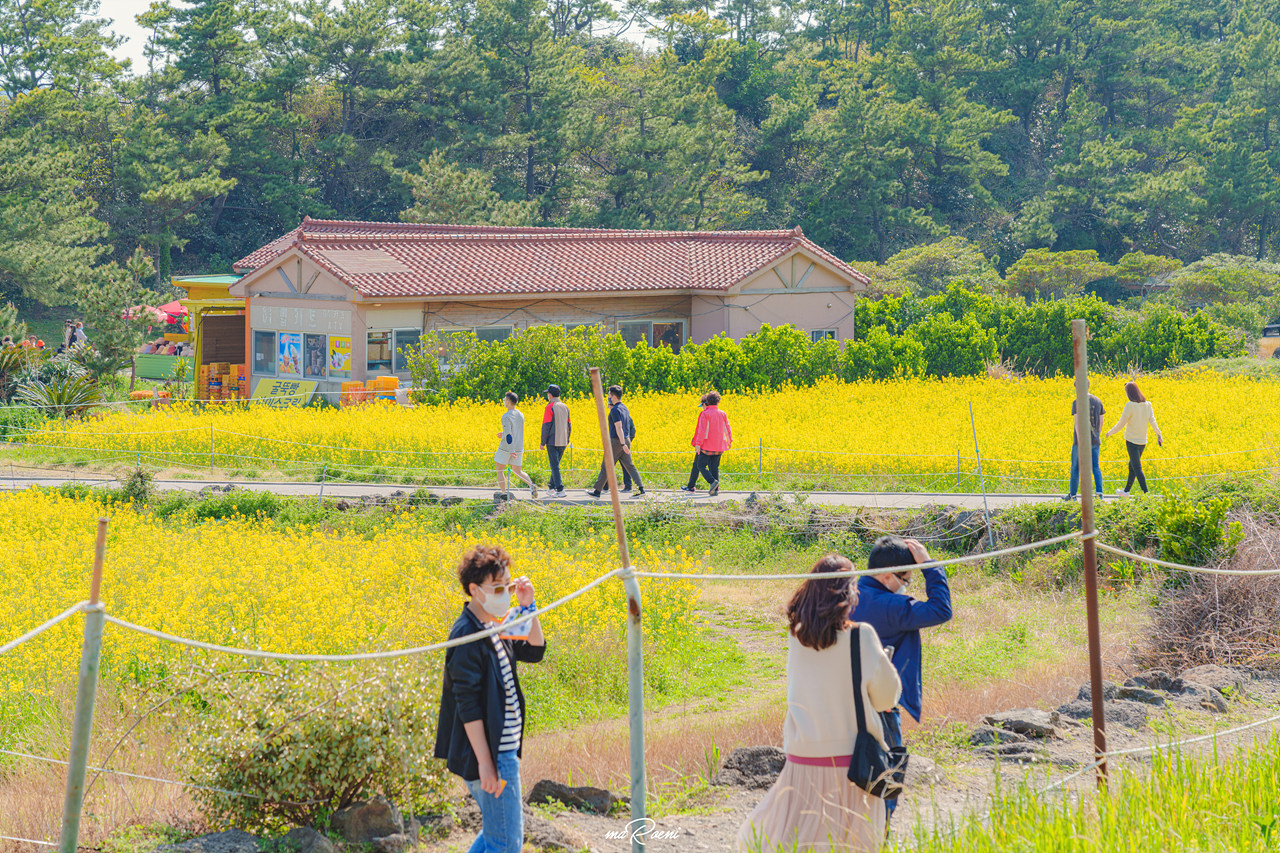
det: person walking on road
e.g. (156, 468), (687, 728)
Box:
(587, 385), (644, 499)
(1064, 392), (1105, 500)
(735, 554), (901, 852)
(851, 536), (953, 827)
(681, 391), (732, 496)
(539, 385), (571, 498)
(435, 544), (546, 853)
(495, 391), (537, 499)
(1105, 381), (1163, 495)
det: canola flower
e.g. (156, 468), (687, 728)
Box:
(5, 373), (1279, 490)
(0, 491), (704, 724)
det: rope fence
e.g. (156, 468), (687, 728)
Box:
(1, 518), (1273, 848)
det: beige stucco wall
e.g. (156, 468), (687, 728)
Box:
(235, 245), (865, 389)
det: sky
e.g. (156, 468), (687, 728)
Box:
(103, 0), (155, 72)
(101, 0), (651, 76)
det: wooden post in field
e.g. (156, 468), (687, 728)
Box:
(589, 368), (647, 852)
(59, 517), (109, 853)
(1072, 320), (1108, 785)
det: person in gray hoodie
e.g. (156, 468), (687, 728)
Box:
(495, 391), (538, 499)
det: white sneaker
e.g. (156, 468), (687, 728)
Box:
(1115, 488), (1128, 496)
(554, 489), (567, 498)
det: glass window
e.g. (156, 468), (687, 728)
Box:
(437, 328), (472, 370)
(394, 329), (422, 372)
(367, 330), (392, 373)
(304, 334), (328, 379)
(619, 321), (650, 347)
(475, 326), (512, 343)
(652, 321), (684, 353)
(252, 330), (276, 375)
(811, 329), (838, 342)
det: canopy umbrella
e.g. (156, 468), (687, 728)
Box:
(158, 300), (189, 318)
(125, 305), (167, 322)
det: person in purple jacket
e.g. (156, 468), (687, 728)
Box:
(851, 535), (952, 825)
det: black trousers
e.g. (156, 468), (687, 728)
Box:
(1126, 440), (1149, 493)
(687, 451), (721, 488)
(594, 440), (643, 493)
(546, 444), (566, 492)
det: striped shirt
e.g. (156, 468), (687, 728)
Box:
(490, 634), (522, 752)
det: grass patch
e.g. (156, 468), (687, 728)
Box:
(900, 734), (1280, 852)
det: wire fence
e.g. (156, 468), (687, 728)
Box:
(3, 426), (1277, 497)
(3, 520), (1277, 849)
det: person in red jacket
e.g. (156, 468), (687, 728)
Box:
(681, 391), (732, 497)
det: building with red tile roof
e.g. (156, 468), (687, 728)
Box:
(229, 218), (868, 391)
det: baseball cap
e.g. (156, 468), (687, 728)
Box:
(546, 384), (561, 396)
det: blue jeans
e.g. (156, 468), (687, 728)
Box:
(884, 708), (901, 820)
(465, 750), (523, 853)
(1069, 444), (1103, 497)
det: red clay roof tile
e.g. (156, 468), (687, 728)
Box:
(233, 219), (869, 297)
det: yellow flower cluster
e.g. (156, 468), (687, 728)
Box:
(0, 491), (702, 707)
(10, 372), (1277, 487)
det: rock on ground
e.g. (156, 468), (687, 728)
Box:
(1126, 670), (1184, 692)
(1175, 681), (1230, 713)
(455, 799), (585, 851)
(1180, 665), (1249, 696)
(280, 828), (333, 853)
(156, 830), (261, 853)
(982, 709), (1059, 738)
(1056, 699), (1149, 729)
(526, 779), (625, 814)
(1077, 682), (1120, 702)
(973, 743), (1050, 763)
(332, 798), (404, 842)
(712, 746), (786, 790)
(371, 835), (409, 853)
(969, 725), (1029, 746)
(1116, 686), (1166, 706)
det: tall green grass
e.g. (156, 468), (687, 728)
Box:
(904, 735), (1280, 852)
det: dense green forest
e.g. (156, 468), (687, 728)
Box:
(3, 0), (1280, 309)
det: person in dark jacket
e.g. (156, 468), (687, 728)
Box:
(850, 535), (952, 823)
(587, 385), (644, 498)
(435, 545), (545, 853)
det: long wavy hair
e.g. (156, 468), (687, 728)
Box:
(787, 554), (857, 650)
(1125, 381), (1146, 403)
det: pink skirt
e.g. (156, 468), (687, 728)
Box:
(734, 761), (885, 852)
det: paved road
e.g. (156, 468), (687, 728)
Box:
(0, 474), (1112, 510)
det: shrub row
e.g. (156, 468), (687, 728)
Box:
(401, 285), (1241, 401)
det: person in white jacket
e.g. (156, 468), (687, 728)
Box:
(736, 554), (902, 853)
(1105, 381), (1164, 495)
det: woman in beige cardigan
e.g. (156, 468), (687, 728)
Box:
(1105, 381), (1164, 495)
(735, 554), (902, 853)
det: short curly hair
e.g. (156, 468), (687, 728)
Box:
(457, 544), (512, 594)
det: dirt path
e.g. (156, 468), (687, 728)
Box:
(422, 672), (1280, 852)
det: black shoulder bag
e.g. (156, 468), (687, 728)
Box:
(847, 628), (909, 799)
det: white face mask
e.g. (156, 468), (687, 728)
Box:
(476, 586), (512, 619)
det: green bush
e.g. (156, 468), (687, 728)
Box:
(181, 663), (447, 832)
(389, 284), (1241, 401)
(1156, 495), (1243, 569)
(909, 312), (998, 377)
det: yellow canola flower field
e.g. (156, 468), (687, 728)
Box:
(0, 491), (702, 715)
(11, 373), (1279, 489)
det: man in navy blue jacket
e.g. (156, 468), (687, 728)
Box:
(852, 535), (952, 821)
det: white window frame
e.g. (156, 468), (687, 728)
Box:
(618, 320), (652, 347)
(366, 329), (395, 375)
(474, 325), (513, 343)
(650, 319), (686, 353)
(811, 329), (838, 342)
(252, 330), (277, 377)
(393, 327), (423, 373)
